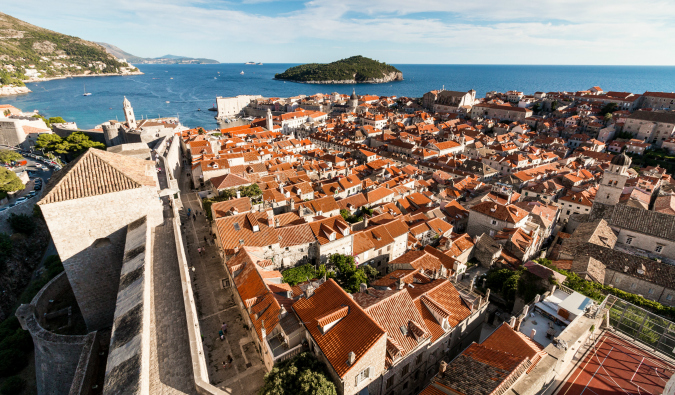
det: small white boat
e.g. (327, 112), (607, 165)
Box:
(83, 84), (91, 96)
(240, 71), (244, 75)
(165, 101), (170, 103)
(170, 77), (173, 80)
(258, 62), (263, 65)
(214, 77), (217, 79)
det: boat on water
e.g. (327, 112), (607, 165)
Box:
(83, 84), (92, 96)
(240, 71), (244, 75)
(245, 61), (255, 65)
(214, 77), (217, 79)
(165, 101), (170, 103)
(208, 104), (217, 112)
(258, 62), (263, 65)
(170, 77), (173, 79)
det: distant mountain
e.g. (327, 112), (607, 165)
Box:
(274, 56), (403, 84)
(97, 43), (219, 64)
(0, 12), (138, 86)
(95, 42), (145, 63)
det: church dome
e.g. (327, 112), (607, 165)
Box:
(350, 89), (357, 100)
(611, 152), (631, 167)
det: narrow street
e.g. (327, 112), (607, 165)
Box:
(177, 165), (265, 394)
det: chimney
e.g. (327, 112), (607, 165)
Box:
(236, 190), (241, 199)
(509, 316), (516, 328)
(439, 361), (448, 376)
(305, 284), (315, 298)
(364, 215), (369, 228)
(397, 277), (405, 290)
(530, 328), (537, 340)
(290, 198), (295, 211)
(266, 208), (274, 227)
(261, 320), (266, 338)
(348, 351), (356, 366)
(359, 283), (367, 293)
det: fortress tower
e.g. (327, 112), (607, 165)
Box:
(595, 152), (631, 206)
(123, 96), (137, 129)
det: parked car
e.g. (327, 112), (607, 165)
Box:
(27, 191), (37, 198)
(34, 184), (42, 190)
(0, 207), (7, 212)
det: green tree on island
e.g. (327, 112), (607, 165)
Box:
(0, 168), (25, 195)
(258, 352), (337, 395)
(0, 150), (23, 165)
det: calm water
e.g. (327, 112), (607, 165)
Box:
(1, 64), (674, 130)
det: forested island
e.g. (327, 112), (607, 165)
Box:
(274, 56), (403, 84)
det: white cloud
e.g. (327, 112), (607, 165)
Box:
(3, 0), (675, 64)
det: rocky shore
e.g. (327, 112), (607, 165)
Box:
(0, 85), (32, 96)
(277, 71), (404, 85)
(29, 70), (144, 83)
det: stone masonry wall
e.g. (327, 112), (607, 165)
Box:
(40, 188), (163, 331)
(103, 216), (151, 394)
(16, 272), (94, 395)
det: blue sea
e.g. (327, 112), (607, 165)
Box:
(1, 64), (674, 130)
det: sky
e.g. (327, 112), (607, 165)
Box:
(4, 0), (675, 65)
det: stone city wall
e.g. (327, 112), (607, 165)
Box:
(41, 187), (163, 331)
(103, 216), (152, 395)
(16, 272), (94, 395)
(170, 197), (230, 394)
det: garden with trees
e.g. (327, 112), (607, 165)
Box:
(281, 254), (379, 294)
(202, 184), (263, 221)
(258, 352), (336, 395)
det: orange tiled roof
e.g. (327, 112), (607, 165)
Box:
(39, 148), (157, 205)
(292, 279), (386, 378)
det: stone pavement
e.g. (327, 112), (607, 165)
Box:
(149, 216), (197, 395)
(178, 170), (266, 394)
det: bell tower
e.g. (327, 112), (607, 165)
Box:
(266, 108), (273, 131)
(595, 152), (631, 205)
(350, 89), (358, 109)
(123, 96), (137, 129)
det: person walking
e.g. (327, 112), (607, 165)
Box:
(221, 322), (227, 334)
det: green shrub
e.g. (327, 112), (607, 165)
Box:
(0, 376), (26, 395)
(0, 317), (20, 340)
(0, 329), (33, 353)
(8, 214), (36, 235)
(259, 352), (337, 395)
(0, 348), (28, 376)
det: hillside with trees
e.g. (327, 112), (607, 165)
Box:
(0, 12), (139, 86)
(274, 56), (403, 84)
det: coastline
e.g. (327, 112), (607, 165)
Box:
(28, 70), (144, 83)
(0, 71), (144, 97)
(0, 86), (32, 97)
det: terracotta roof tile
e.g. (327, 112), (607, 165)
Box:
(39, 149), (157, 205)
(292, 279), (386, 378)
